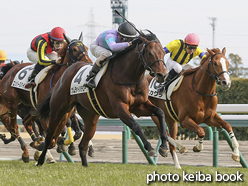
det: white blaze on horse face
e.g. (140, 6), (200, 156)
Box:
(220, 57), (231, 87)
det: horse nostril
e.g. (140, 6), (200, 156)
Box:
(222, 81), (227, 85)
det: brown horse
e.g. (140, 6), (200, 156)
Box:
(148, 48), (240, 169)
(0, 33), (92, 162)
(36, 30), (170, 166)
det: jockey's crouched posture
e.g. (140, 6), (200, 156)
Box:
(84, 22), (138, 89)
(163, 33), (206, 84)
(25, 27), (66, 88)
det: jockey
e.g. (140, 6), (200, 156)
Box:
(163, 33), (206, 83)
(25, 27), (66, 88)
(0, 50), (7, 68)
(84, 22), (138, 89)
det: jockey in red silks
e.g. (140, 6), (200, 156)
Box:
(25, 27), (66, 88)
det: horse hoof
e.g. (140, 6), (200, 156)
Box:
(73, 132), (82, 141)
(46, 158), (56, 164)
(88, 145), (94, 157)
(34, 150), (42, 161)
(36, 136), (45, 144)
(179, 147), (188, 154)
(232, 154), (240, 162)
(22, 155), (29, 163)
(158, 147), (168, 157)
(30, 141), (39, 149)
(193, 146), (201, 152)
(147, 150), (157, 157)
(0, 133), (6, 139)
(35, 162), (42, 167)
(68, 146), (76, 156)
(37, 142), (45, 151)
(57, 137), (66, 153)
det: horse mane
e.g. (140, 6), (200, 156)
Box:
(139, 29), (159, 42)
(56, 42), (68, 62)
(182, 48), (222, 76)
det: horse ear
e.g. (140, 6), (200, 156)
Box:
(222, 47), (226, 55)
(21, 60), (23, 64)
(79, 32), (83, 42)
(63, 33), (71, 44)
(206, 48), (214, 55)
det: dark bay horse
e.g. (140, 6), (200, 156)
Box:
(0, 33), (92, 162)
(148, 48), (240, 169)
(37, 30), (170, 166)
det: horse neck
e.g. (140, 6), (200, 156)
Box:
(113, 51), (145, 81)
(194, 61), (216, 95)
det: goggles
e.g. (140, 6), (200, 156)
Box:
(186, 45), (198, 50)
(121, 37), (134, 42)
(53, 40), (64, 44)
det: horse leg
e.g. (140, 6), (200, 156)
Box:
(21, 112), (38, 141)
(206, 113), (240, 162)
(76, 105), (99, 166)
(181, 116), (205, 152)
(70, 112), (94, 157)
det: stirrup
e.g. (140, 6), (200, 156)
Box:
(84, 78), (96, 89)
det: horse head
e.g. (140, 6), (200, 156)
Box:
(137, 30), (166, 83)
(206, 47), (231, 91)
(62, 32), (92, 64)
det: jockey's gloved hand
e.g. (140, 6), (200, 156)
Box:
(131, 38), (142, 45)
(55, 57), (61, 64)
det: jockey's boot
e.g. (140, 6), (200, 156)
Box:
(164, 69), (178, 84)
(84, 55), (107, 89)
(84, 63), (101, 89)
(25, 69), (39, 89)
(157, 69), (178, 93)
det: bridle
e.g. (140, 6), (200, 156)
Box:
(136, 40), (165, 76)
(110, 39), (165, 86)
(57, 39), (88, 66)
(192, 52), (228, 97)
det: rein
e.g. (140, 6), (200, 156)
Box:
(110, 40), (164, 86)
(192, 52), (226, 97)
(137, 40), (165, 76)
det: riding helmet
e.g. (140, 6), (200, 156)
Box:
(185, 33), (200, 46)
(117, 22), (137, 38)
(50, 27), (66, 41)
(0, 50), (7, 61)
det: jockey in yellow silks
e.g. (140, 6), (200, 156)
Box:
(163, 33), (206, 83)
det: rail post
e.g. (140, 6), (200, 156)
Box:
(122, 125), (128, 164)
(213, 127), (219, 167)
(131, 130), (156, 165)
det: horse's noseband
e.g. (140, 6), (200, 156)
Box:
(67, 40), (88, 64)
(136, 40), (165, 76)
(201, 53), (228, 84)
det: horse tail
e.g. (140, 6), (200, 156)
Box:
(37, 92), (52, 121)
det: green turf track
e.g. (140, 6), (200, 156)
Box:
(0, 161), (247, 186)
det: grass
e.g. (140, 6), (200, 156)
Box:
(0, 160), (247, 186)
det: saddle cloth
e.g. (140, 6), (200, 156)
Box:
(148, 75), (184, 100)
(11, 64), (52, 91)
(70, 62), (108, 95)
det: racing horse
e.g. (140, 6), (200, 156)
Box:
(0, 33), (93, 162)
(37, 30), (171, 166)
(148, 48), (240, 169)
